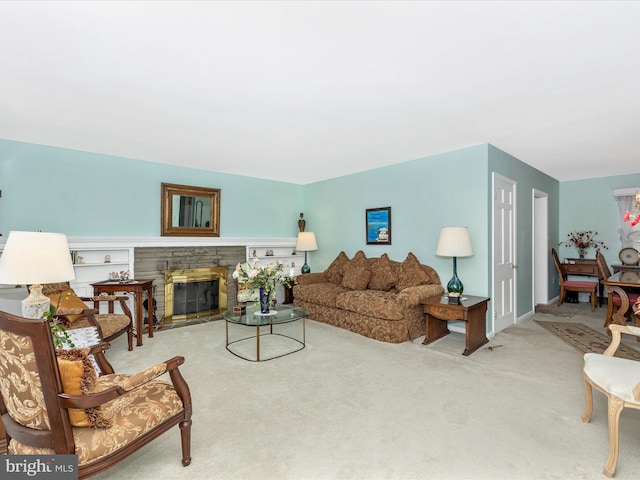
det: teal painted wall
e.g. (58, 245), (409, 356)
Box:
(560, 173), (640, 268)
(302, 145), (490, 297)
(5, 136), (635, 326)
(488, 145), (560, 315)
(0, 139), (303, 237)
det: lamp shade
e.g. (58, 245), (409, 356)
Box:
(436, 227), (473, 258)
(0, 231), (76, 284)
(296, 232), (318, 252)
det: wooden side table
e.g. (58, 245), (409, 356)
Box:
(421, 295), (490, 356)
(562, 258), (604, 306)
(611, 264), (640, 273)
(92, 279), (154, 347)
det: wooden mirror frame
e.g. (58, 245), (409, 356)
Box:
(161, 183), (221, 237)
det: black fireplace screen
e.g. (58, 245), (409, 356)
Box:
(164, 266), (228, 322)
(172, 279), (219, 316)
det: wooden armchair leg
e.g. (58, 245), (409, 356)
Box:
(180, 418), (192, 467)
(604, 396), (624, 478)
(557, 287), (566, 307)
(127, 325), (133, 351)
(581, 373), (593, 423)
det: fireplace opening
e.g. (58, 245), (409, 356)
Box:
(164, 267), (227, 322)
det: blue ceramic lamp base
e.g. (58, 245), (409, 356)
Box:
(447, 257), (464, 294)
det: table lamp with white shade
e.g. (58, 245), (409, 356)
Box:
(296, 232), (318, 274)
(435, 226), (474, 295)
(0, 231), (76, 319)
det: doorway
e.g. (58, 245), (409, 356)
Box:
(533, 190), (549, 307)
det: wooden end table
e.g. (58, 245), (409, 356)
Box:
(421, 295), (490, 356)
(91, 279), (154, 347)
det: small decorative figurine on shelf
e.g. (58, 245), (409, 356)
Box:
(104, 255), (111, 263)
(298, 212), (306, 232)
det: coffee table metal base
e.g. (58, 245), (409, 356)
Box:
(225, 320), (306, 362)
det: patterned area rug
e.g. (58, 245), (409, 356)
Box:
(534, 304), (582, 317)
(535, 321), (640, 360)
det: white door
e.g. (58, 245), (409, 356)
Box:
(493, 174), (516, 332)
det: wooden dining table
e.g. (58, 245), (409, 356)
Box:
(602, 271), (640, 327)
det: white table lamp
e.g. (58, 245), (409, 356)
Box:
(296, 232), (318, 274)
(0, 231), (76, 318)
(436, 227), (473, 294)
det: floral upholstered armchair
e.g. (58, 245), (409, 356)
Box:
(0, 310), (192, 478)
(41, 282), (134, 351)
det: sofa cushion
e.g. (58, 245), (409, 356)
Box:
(335, 290), (405, 321)
(341, 265), (371, 290)
(396, 252), (432, 291)
(324, 251), (350, 284)
(368, 254), (397, 291)
(294, 283), (350, 308)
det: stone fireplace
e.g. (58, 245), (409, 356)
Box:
(164, 266), (227, 322)
(134, 246), (246, 324)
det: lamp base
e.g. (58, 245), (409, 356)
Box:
(301, 251), (310, 274)
(447, 257), (464, 295)
(21, 284), (51, 319)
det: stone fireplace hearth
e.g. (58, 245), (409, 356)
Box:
(134, 246), (245, 324)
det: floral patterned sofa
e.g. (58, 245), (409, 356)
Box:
(293, 251), (444, 343)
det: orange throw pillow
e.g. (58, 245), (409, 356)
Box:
(46, 290), (87, 323)
(56, 349), (111, 428)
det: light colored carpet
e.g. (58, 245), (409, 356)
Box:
(92, 308), (640, 480)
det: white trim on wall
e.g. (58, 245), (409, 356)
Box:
(0, 236), (298, 249)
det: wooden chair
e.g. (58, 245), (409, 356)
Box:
(0, 310), (192, 478)
(551, 248), (598, 311)
(582, 323), (640, 477)
(596, 251), (640, 329)
(42, 282), (134, 351)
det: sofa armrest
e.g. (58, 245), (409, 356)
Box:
(397, 284), (445, 307)
(296, 272), (328, 285)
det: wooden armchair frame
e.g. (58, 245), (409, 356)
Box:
(0, 310), (192, 478)
(596, 251), (640, 330)
(582, 323), (640, 477)
(42, 282), (134, 351)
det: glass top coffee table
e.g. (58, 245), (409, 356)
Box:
(223, 303), (308, 362)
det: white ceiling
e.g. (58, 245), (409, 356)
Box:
(1, 1), (639, 185)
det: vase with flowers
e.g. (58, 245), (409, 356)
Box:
(559, 230), (608, 258)
(232, 260), (288, 314)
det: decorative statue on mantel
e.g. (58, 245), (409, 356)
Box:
(298, 212), (306, 232)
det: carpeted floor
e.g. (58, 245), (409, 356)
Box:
(87, 302), (640, 480)
(535, 320), (640, 360)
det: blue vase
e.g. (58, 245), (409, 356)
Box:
(259, 287), (270, 314)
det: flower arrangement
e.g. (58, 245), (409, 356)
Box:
(623, 211), (640, 227)
(232, 260), (288, 295)
(559, 230), (608, 258)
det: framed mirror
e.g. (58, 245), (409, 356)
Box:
(161, 183), (221, 237)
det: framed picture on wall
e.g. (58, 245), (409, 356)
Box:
(366, 207), (391, 245)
